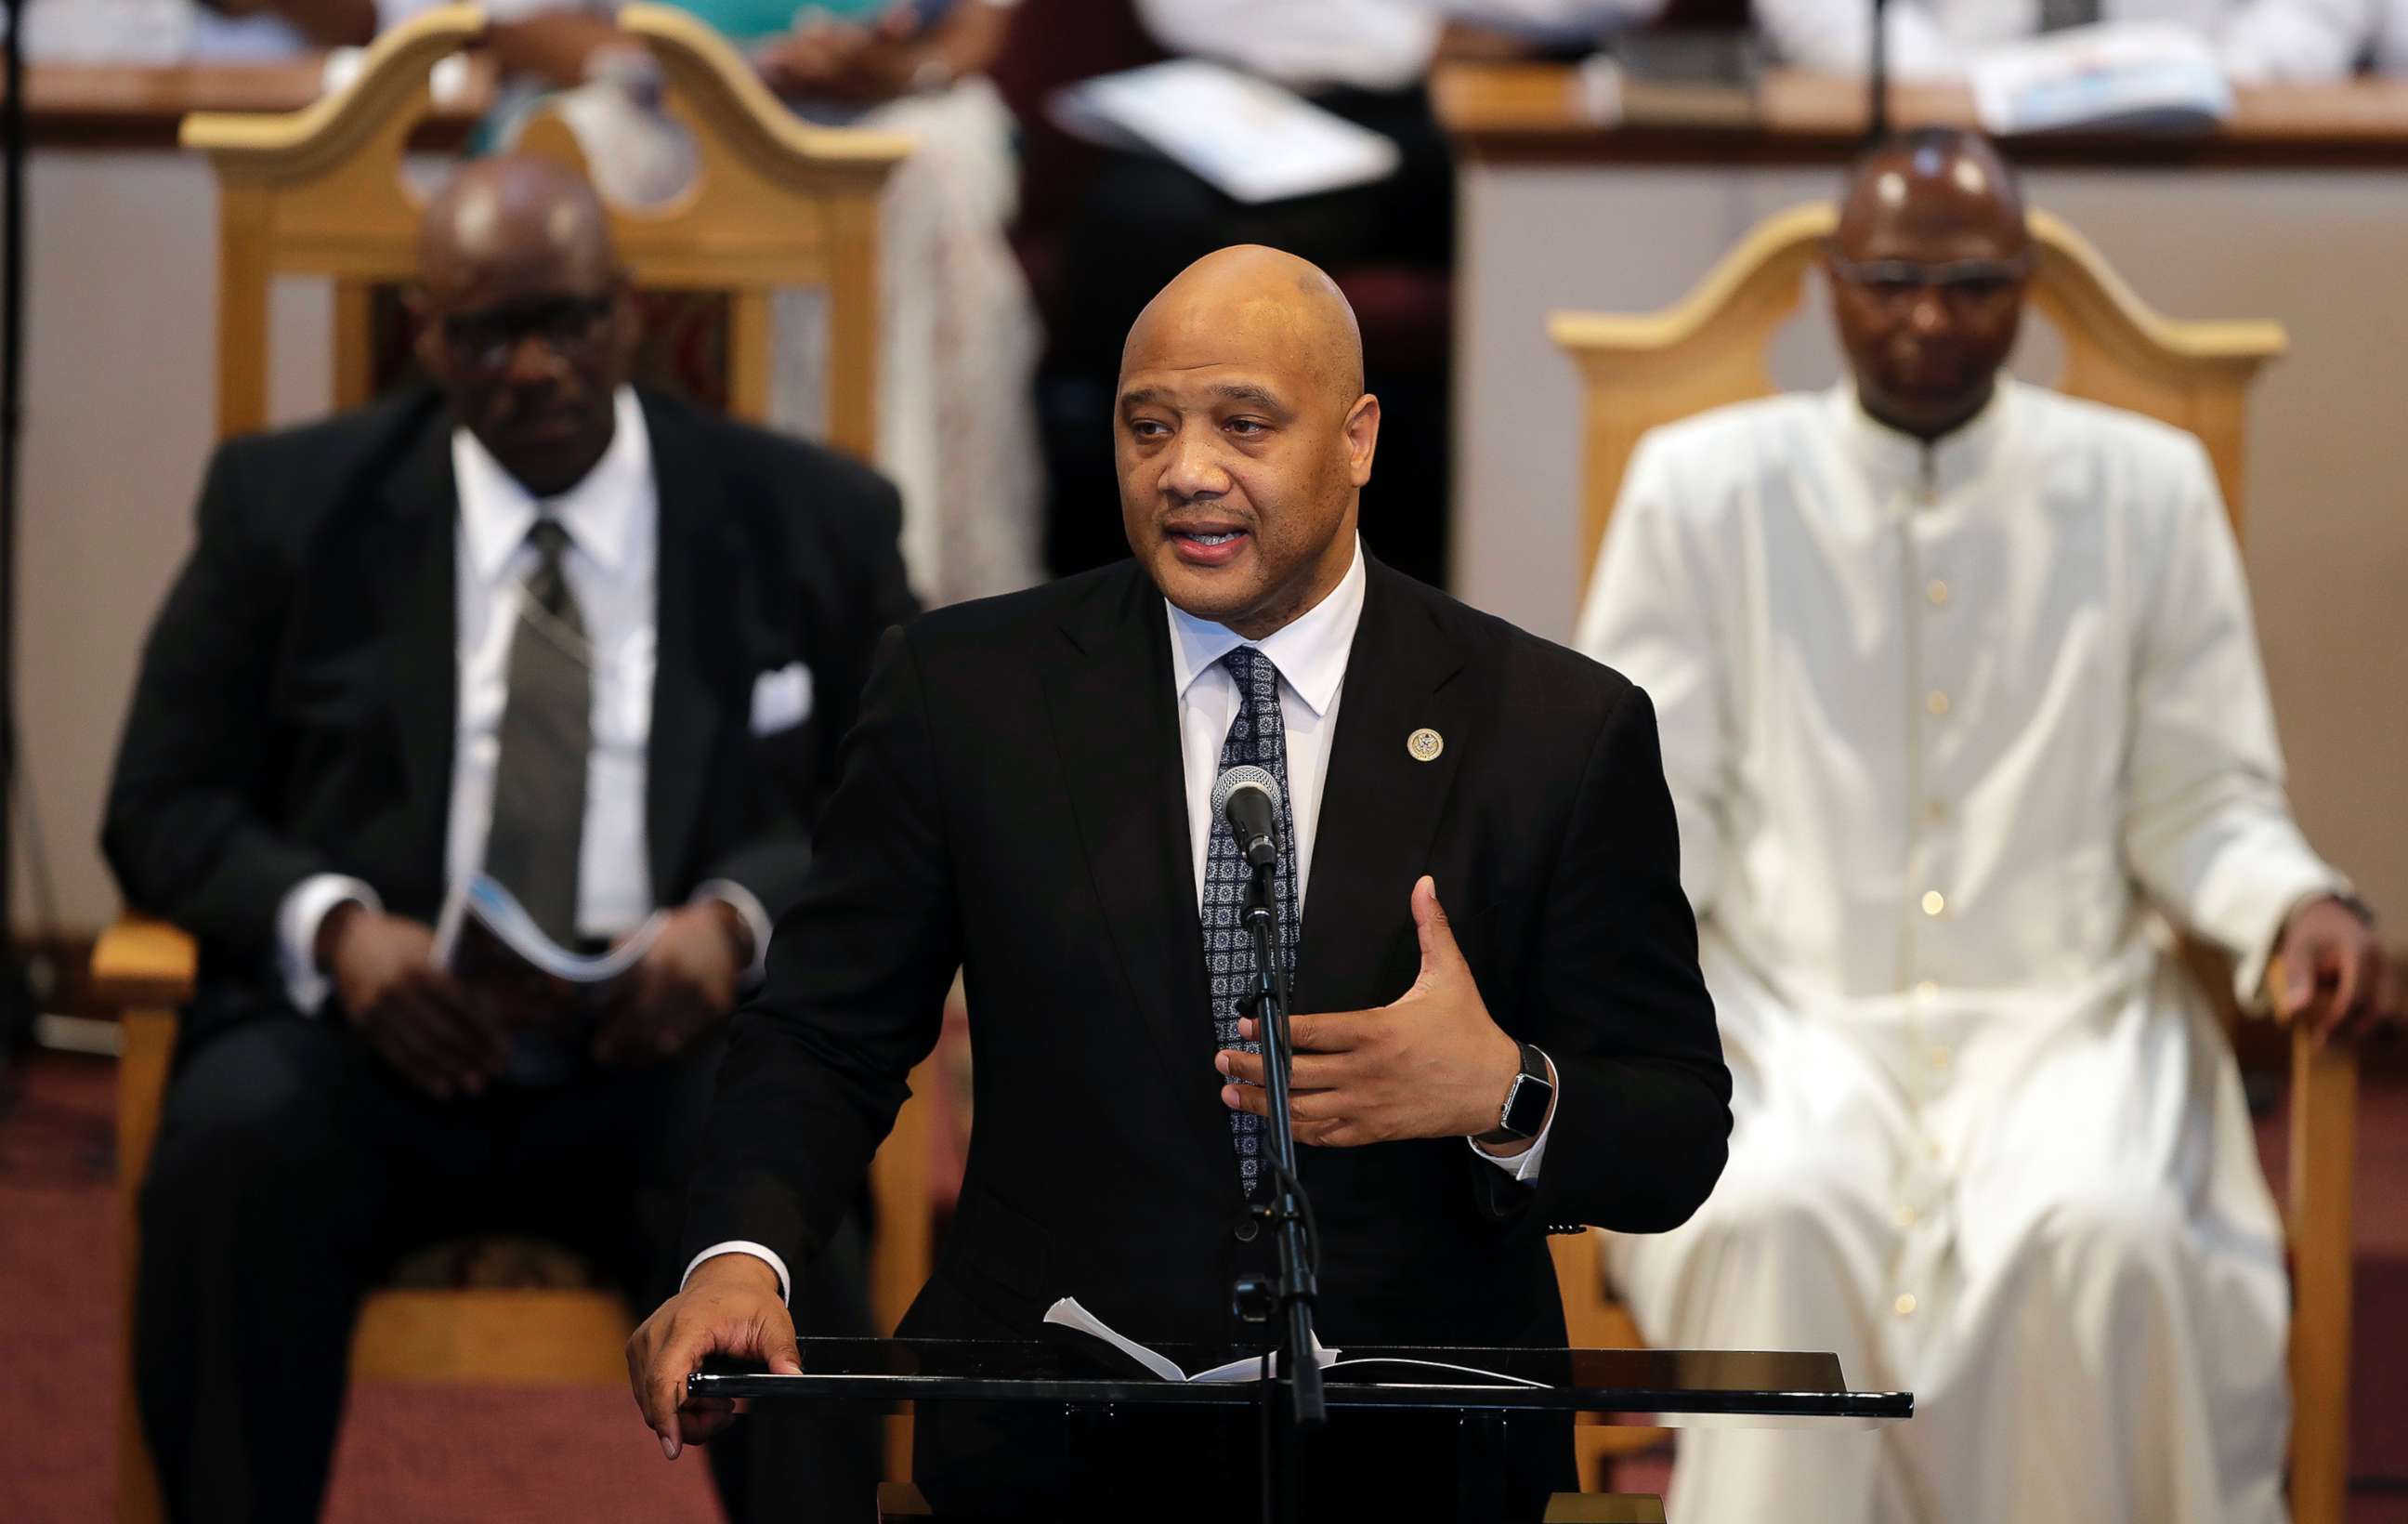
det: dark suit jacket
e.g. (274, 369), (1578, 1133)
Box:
(683, 554), (1729, 1495)
(102, 384), (915, 1043)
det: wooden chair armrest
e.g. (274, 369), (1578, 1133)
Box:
(92, 915), (199, 1006)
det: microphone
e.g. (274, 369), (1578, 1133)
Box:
(1211, 765), (1283, 871)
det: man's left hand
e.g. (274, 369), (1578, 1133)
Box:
(591, 902), (748, 1067)
(1217, 875), (1525, 1150)
(2273, 894), (2400, 1046)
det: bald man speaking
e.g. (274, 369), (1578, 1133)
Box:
(632, 248), (1730, 1516)
(107, 156), (914, 1522)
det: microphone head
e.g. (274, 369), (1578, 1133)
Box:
(1211, 764), (1284, 819)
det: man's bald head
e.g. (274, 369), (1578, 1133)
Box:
(418, 154), (617, 302)
(1837, 127), (2028, 260)
(1124, 245), (1366, 416)
(1115, 246), (1380, 639)
(1826, 128), (2034, 440)
(412, 155), (636, 497)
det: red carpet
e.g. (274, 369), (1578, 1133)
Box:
(0, 1052), (719, 1524)
(4, 1048), (2402, 1521)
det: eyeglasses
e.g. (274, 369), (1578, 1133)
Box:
(438, 294), (617, 371)
(1826, 255), (2035, 309)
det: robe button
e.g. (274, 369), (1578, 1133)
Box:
(1926, 690), (1951, 717)
(1893, 1293), (1919, 1318)
(1927, 579), (1950, 607)
(1929, 1046), (1952, 1070)
(1920, 890), (1946, 917)
(1894, 1203), (1919, 1229)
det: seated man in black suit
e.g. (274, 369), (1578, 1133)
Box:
(102, 154), (915, 1524)
(630, 245), (1730, 1518)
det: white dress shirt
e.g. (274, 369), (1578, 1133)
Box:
(689, 536), (1552, 1306)
(1755, 0), (2374, 83)
(275, 387), (769, 1015)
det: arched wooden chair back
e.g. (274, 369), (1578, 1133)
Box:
(181, 2), (907, 454)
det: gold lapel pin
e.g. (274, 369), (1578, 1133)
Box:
(1407, 727), (1444, 763)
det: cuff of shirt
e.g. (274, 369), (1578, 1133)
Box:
(275, 874), (383, 1016)
(1466, 1052), (1557, 1184)
(692, 879), (773, 989)
(681, 1242), (793, 1306)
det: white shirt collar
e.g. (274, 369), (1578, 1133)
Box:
(453, 386), (650, 583)
(1829, 374), (2021, 500)
(1166, 534), (1365, 718)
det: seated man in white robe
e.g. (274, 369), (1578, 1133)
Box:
(1576, 126), (2398, 1524)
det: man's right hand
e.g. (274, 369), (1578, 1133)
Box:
(627, 1253), (802, 1458)
(321, 903), (506, 1097)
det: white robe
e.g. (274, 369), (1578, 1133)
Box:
(1575, 380), (2343, 1524)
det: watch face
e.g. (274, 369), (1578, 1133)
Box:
(1503, 1070), (1552, 1137)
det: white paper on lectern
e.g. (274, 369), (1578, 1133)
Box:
(1043, 1296), (1338, 1383)
(1047, 60), (1404, 204)
(1969, 22), (2233, 135)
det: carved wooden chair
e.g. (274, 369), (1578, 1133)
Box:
(1546, 202), (2356, 1524)
(92, 7), (932, 1518)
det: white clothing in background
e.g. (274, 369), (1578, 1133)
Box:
(1577, 380), (2340, 1524)
(1132, 0), (1665, 94)
(514, 61), (1046, 608)
(1756, 0), (2372, 83)
(770, 76), (1046, 607)
(2378, 0), (2408, 65)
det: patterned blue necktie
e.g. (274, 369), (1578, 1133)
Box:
(1204, 647), (1302, 1196)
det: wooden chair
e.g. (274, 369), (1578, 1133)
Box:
(1547, 203), (2358, 1524)
(192, 2), (906, 454)
(98, 9), (929, 1520)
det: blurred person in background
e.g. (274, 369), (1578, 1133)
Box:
(1577, 126), (2397, 1524)
(105, 155), (911, 1524)
(1754, 0), (2374, 84)
(2379, 0), (2408, 66)
(483, 0), (1046, 606)
(1040, 0), (1663, 582)
(7, 0), (384, 61)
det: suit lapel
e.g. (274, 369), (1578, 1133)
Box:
(368, 418), (461, 870)
(1040, 566), (1231, 1176)
(1302, 559), (1472, 1006)
(644, 393), (735, 899)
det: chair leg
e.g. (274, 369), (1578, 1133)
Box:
(117, 1009), (177, 1524)
(2286, 1028), (2356, 1524)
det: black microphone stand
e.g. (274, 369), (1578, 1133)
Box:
(0, 0), (35, 1090)
(1869, 0), (1892, 139)
(1240, 857), (1322, 1524)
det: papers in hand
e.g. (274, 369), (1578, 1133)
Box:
(1970, 23), (2233, 136)
(431, 873), (663, 999)
(1049, 60), (1402, 204)
(1040, 1298), (1549, 1387)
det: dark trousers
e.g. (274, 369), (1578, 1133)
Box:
(1040, 85), (1459, 585)
(134, 1014), (879, 1523)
